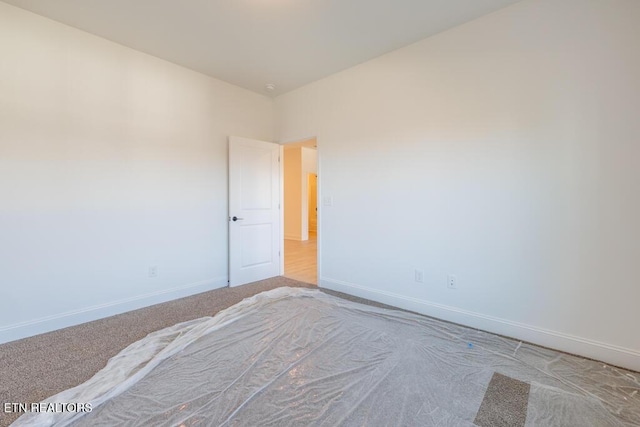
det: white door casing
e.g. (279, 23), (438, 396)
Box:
(228, 136), (281, 287)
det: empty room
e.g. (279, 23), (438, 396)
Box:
(1, 0), (639, 426)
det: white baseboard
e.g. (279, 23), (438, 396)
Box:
(284, 234), (302, 241)
(320, 277), (640, 372)
(0, 277), (228, 345)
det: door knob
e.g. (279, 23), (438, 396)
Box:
(231, 216), (244, 222)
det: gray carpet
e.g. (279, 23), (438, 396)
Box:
(0, 278), (309, 426)
(0, 277), (393, 427)
(474, 372), (530, 427)
(2, 278), (638, 426)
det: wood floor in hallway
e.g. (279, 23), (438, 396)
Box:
(284, 232), (317, 285)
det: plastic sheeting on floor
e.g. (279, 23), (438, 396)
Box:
(12, 287), (640, 426)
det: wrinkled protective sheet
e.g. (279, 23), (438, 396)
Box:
(12, 288), (640, 426)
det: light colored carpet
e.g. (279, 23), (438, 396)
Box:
(0, 277), (322, 426)
(474, 372), (530, 427)
(2, 277), (638, 426)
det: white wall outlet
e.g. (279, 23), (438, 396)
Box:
(415, 269), (424, 283)
(149, 266), (158, 278)
(447, 274), (457, 289)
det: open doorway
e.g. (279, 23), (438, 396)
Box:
(282, 138), (318, 285)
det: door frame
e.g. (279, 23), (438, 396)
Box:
(278, 137), (321, 285)
(279, 144), (284, 275)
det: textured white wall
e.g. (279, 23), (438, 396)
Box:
(0, 3), (274, 342)
(276, 0), (640, 370)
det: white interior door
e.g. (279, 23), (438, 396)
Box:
(229, 136), (281, 287)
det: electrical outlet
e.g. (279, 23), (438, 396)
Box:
(149, 266), (158, 278)
(415, 269), (424, 283)
(447, 274), (457, 289)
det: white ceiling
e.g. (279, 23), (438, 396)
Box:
(3, 0), (521, 96)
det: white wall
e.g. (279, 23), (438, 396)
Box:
(0, 3), (274, 343)
(276, 0), (640, 371)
